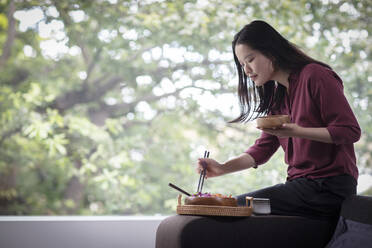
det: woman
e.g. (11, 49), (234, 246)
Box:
(197, 20), (360, 219)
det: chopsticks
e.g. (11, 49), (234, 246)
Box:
(197, 150), (209, 193)
(168, 183), (191, 196)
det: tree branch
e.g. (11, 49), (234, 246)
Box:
(84, 47), (103, 83)
(104, 85), (194, 118)
(50, 75), (123, 112)
(0, 127), (22, 146)
(122, 109), (168, 129)
(53, 0), (92, 67)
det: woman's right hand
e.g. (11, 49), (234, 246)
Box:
(196, 157), (225, 178)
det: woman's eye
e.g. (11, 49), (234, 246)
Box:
(248, 58), (254, 63)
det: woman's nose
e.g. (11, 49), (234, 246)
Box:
(243, 64), (252, 75)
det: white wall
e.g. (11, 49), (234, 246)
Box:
(0, 216), (167, 248)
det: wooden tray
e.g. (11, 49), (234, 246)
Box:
(176, 195), (253, 217)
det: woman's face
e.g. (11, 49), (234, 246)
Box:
(235, 44), (275, 86)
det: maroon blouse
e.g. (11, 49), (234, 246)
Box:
(246, 63), (361, 181)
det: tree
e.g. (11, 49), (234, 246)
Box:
(0, 0), (371, 215)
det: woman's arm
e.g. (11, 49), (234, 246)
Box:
(221, 153), (256, 173)
(197, 128), (279, 178)
(308, 65), (361, 144)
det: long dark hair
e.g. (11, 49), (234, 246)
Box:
(230, 20), (331, 123)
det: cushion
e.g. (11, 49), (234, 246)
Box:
(156, 214), (336, 248)
(325, 216), (372, 248)
(325, 195), (372, 248)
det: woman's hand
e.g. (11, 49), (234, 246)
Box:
(257, 123), (301, 138)
(196, 153), (256, 178)
(258, 123), (333, 143)
(196, 158), (225, 178)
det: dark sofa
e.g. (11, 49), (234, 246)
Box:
(156, 195), (372, 248)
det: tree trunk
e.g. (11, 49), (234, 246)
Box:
(0, 166), (17, 214)
(0, 0), (16, 68)
(63, 160), (84, 214)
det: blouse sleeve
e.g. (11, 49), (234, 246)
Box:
(307, 65), (361, 144)
(245, 131), (280, 168)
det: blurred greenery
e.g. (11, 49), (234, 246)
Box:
(0, 0), (371, 215)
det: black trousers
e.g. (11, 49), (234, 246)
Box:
(236, 174), (357, 219)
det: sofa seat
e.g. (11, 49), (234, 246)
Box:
(156, 214), (337, 248)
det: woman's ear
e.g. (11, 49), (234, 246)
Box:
(270, 57), (279, 71)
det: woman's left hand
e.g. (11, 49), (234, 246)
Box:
(257, 123), (301, 138)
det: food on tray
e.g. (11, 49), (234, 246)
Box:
(184, 192), (238, 207)
(256, 114), (290, 129)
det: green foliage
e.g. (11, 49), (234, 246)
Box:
(0, 0), (371, 215)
